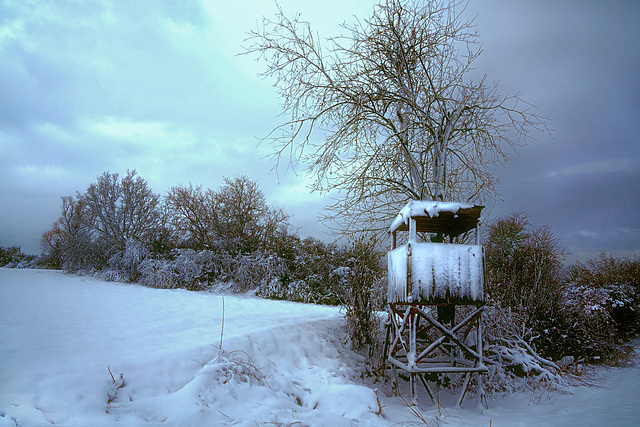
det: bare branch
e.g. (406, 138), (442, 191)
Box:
(244, 0), (549, 236)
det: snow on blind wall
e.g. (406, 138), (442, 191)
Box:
(388, 245), (409, 302)
(388, 243), (484, 304)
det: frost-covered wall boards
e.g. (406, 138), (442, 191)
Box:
(388, 243), (484, 305)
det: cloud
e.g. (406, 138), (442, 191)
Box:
(0, 0), (638, 260)
(543, 159), (636, 180)
(467, 0), (640, 261)
(564, 228), (640, 262)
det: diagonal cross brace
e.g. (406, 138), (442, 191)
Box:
(414, 306), (484, 363)
(414, 306), (488, 365)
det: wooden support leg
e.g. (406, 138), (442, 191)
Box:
(409, 308), (418, 406)
(383, 313), (391, 362)
(386, 303), (486, 409)
(476, 311), (486, 409)
(456, 373), (472, 407)
(418, 373), (435, 404)
(411, 373), (418, 406)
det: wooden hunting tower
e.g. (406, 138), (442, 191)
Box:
(384, 200), (487, 407)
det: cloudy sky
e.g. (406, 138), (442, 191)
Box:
(1, 0), (638, 263)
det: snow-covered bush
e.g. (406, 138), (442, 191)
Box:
(139, 257), (177, 288)
(257, 278), (320, 303)
(233, 251), (286, 292)
(62, 239), (108, 274)
(0, 246), (37, 268)
(255, 236), (345, 304)
(331, 235), (386, 358)
(171, 249), (204, 289)
(484, 214), (566, 359)
(278, 236), (342, 305)
(485, 217), (639, 366)
(138, 249), (209, 290)
(482, 302), (563, 394)
(103, 239), (150, 282)
(556, 285), (619, 362)
(136, 248), (242, 290)
(550, 253), (640, 363)
(568, 253), (640, 341)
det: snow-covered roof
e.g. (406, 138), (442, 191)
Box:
(388, 200), (483, 237)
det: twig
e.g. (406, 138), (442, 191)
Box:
(219, 296), (225, 355)
(516, 338), (560, 371)
(227, 349), (273, 390)
(374, 388), (384, 416)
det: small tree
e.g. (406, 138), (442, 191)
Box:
(214, 176), (290, 254)
(40, 228), (63, 269)
(43, 171), (161, 272)
(484, 213), (565, 325)
(81, 170), (161, 251)
(332, 235), (386, 358)
(167, 176), (289, 255)
(42, 195), (98, 272)
(166, 184), (221, 250)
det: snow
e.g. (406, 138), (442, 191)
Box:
(388, 243), (484, 303)
(388, 245), (409, 302)
(388, 200), (476, 233)
(2, 268), (640, 426)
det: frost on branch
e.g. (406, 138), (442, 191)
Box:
(482, 303), (563, 393)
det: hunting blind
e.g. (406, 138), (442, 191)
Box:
(384, 200), (487, 407)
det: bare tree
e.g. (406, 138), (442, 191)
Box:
(245, 0), (547, 235)
(82, 170), (160, 250)
(41, 195), (95, 271)
(166, 184), (220, 249)
(214, 176), (290, 254)
(167, 176), (290, 254)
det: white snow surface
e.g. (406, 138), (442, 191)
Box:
(2, 268), (640, 426)
(388, 200), (476, 233)
(388, 243), (483, 303)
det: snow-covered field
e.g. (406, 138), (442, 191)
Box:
(1, 268), (639, 426)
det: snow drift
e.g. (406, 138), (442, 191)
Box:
(2, 269), (640, 426)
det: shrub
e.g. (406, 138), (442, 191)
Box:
(0, 246), (36, 268)
(257, 278), (319, 303)
(139, 257), (177, 289)
(558, 253), (640, 362)
(331, 235), (386, 356)
(484, 213), (565, 359)
(557, 285), (620, 362)
(482, 301), (563, 394)
(569, 252), (640, 290)
(104, 239), (150, 282)
(256, 236), (344, 305)
(138, 248), (225, 290)
(233, 250), (286, 292)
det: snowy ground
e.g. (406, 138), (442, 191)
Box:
(1, 269), (639, 426)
